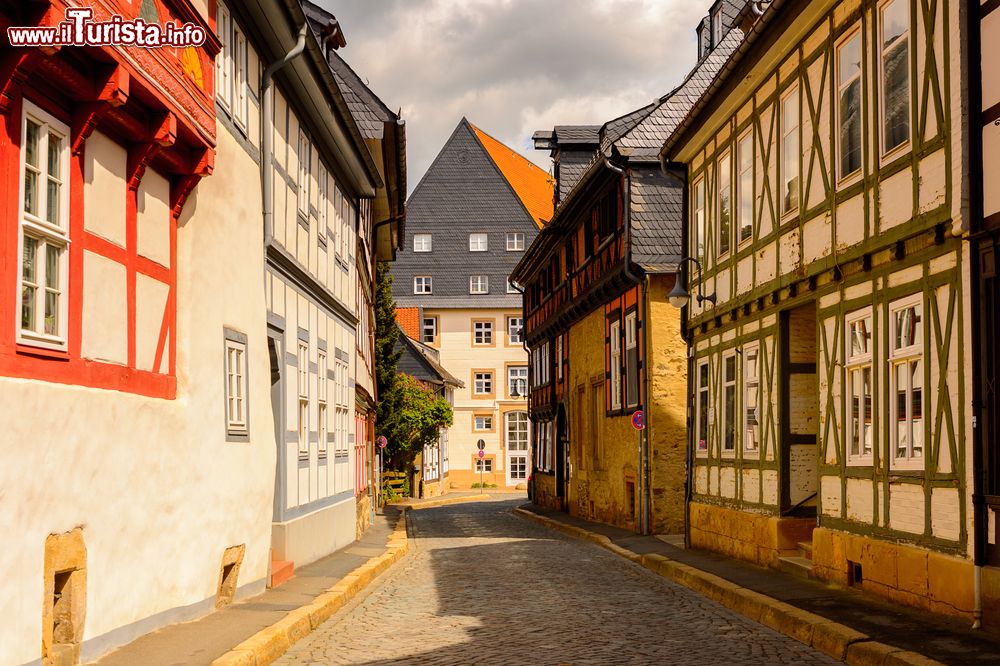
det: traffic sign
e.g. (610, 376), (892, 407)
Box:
(477, 438), (486, 450)
(477, 449), (486, 459)
(631, 410), (645, 431)
(376, 435), (387, 449)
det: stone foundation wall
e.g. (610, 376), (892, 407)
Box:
(688, 501), (814, 567)
(533, 472), (561, 511)
(811, 527), (974, 619)
(356, 493), (372, 540)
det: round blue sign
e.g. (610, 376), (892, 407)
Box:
(376, 435), (388, 448)
(631, 410), (645, 431)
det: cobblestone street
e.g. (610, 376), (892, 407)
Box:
(276, 499), (838, 665)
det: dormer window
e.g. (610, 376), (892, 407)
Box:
(712, 11), (723, 46)
(700, 26), (711, 58)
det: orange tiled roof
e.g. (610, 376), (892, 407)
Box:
(395, 307), (421, 340)
(470, 123), (554, 229)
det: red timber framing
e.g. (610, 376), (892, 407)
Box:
(0, 0), (219, 398)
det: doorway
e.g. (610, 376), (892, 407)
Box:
(780, 303), (818, 516)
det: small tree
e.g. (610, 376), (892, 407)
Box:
(382, 374), (453, 471)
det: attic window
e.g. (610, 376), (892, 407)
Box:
(712, 11), (723, 46)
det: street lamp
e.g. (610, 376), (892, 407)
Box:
(511, 378), (526, 399)
(667, 257), (717, 309)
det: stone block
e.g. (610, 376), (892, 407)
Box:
(860, 539), (898, 588)
(896, 545), (929, 598)
(927, 552), (974, 613)
(811, 621), (869, 661)
(845, 640), (904, 666)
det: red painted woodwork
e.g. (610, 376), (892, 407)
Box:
(0, 0), (217, 398)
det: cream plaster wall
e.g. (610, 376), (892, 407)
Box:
(81, 250), (127, 365)
(83, 131), (126, 246)
(0, 126), (276, 666)
(429, 308), (529, 488)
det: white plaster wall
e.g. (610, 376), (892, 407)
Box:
(83, 131), (126, 246)
(135, 273), (169, 373)
(888, 483), (925, 535)
(0, 127), (276, 666)
(81, 251), (127, 365)
(136, 170), (171, 267)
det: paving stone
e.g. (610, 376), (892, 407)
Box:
(276, 500), (838, 665)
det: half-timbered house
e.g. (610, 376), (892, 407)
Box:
(511, 23), (739, 534)
(661, 0), (979, 621)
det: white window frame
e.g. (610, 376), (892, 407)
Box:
(692, 177), (705, 267)
(506, 412), (529, 451)
(469, 275), (489, 294)
(215, 3), (232, 111)
(231, 21), (248, 131)
(225, 337), (248, 436)
(475, 457), (493, 473)
(878, 0), (911, 158)
(722, 351), (737, 455)
(474, 415), (493, 431)
(610, 320), (622, 410)
(422, 316), (438, 344)
(297, 129), (310, 217)
(556, 335), (563, 382)
(506, 232), (525, 251)
(743, 343), (760, 456)
(297, 342), (309, 460)
(413, 233), (432, 253)
(696, 359), (710, 455)
(625, 312), (638, 409)
(318, 350), (328, 459)
(507, 365), (528, 397)
(737, 129), (754, 247)
(507, 316), (522, 344)
(890, 295), (923, 468)
(712, 11), (723, 45)
(780, 86), (800, 216)
(717, 151), (732, 258)
(845, 308), (874, 464)
(474, 371), (494, 396)
(473, 320), (493, 345)
(836, 29), (863, 182)
(468, 233), (488, 252)
(18, 101), (70, 350)
(413, 276), (432, 295)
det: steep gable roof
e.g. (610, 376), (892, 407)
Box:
(469, 123), (554, 229)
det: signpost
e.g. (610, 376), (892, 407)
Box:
(632, 410), (646, 534)
(376, 435), (387, 449)
(477, 439), (486, 489)
(631, 410), (645, 431)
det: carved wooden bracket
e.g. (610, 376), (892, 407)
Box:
(71, 66), (130, 155)
(126, 113), (177, 191)
(0, 51), (34, 115)
(169, 147), (214, 219)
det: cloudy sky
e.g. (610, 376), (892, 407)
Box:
(319, 0), (709, 191)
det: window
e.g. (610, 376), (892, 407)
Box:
(422, 316), (438, 344)
(507, 412), (529, 451)
(297, 342), (309, 460)
(473, 320), (493, 345)
(625, 312), (639, 408)
(536, 420), (553, 471)
(712, 11), (723, 45)
(469, 275), (489, 294)
(738, 131), (754, 245)
(215, 3), (232, 110)
(297, 129), (310, 216)
(507, 316), (522, 344)
(610, 320), (622, 410)
(318, 351), (328, 458)
(225, 333), (248, 437)
(890, 298), (923, 464)
(469, 233), (488, 252)
(591, 380), (605, 464)
(19, 102), (69, 348)
(723, 353), (737, 453)
(508, 366), (528, 397)
(474, 371), (494, 396)
(556, 335), (563, 381)
(510, 455), (528, 479)
(692, 178), (705, 263)
(718, 152), (732, 256)
(743, 344), (759, 454)
(837, 31), (863, 179)
(697, 360), (709, 452)
(531, 341), (551, 387)
(507, 279), (518, 294)
(317, 163), (328, 240)
(335, 357), (350, 463)
(474, 415), (493, 431)
(506, 232), (525, 251)
(413, 276), (432, 294)
(846, 310), (873, 462)
(781, 88), (800, 213)
(880, 0), (910, 154)
(413, 233), (432, 252)
(475, 457), (493, 473)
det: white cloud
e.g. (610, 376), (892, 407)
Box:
(320, 0), (712, 189)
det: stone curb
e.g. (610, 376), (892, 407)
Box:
(395, 494), (491, 511)
(211, 510), (410, 666)
(512, 507), (945, 666)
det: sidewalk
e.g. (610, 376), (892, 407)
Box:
(396, 488), (526, 509)
(92, 506), (403, 666)
(519, 503), (1000, 666)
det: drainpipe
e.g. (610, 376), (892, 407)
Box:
(262, 24), (309, 244)
(605, 156), (651, 535)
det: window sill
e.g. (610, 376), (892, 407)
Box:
(15, 342), (70, 360)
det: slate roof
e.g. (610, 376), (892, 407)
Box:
(395, 333), (463, 389)
(471, 124), (554, 228)
(553, 125), (601, 145)
(630, 167), (684, 273)
(392, 118), (548, 308)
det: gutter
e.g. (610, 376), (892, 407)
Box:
(262, 25), (308, 245)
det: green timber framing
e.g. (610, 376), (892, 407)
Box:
(660, 0), (979, 618)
